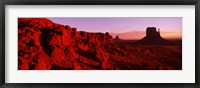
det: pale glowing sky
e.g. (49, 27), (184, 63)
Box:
(48, 17), (182, 40)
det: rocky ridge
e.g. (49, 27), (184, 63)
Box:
(18, 18), (123, 70)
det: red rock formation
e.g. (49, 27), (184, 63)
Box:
(18, 18), (116, 70)
(136, 27), (173, 45)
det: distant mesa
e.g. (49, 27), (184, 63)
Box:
(136, 27), (172, 45)
(114, 35), (121, 41)
(114, 27), (173, 45)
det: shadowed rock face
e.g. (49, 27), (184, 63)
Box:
(146, 27), (160, 38)
(136, 27), (172, 45)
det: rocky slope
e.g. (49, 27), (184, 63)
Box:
(18, 18), (126, 70)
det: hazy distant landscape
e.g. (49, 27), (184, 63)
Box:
(18, 18), (182, 70)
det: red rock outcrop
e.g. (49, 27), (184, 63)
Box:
(18, 18), (117, 70)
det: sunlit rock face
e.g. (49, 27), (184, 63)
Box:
(18, 18), (121, 70)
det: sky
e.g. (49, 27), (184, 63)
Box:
(48, 17), (182, 40)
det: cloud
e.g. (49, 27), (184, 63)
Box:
(110, 26), (135, 33)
